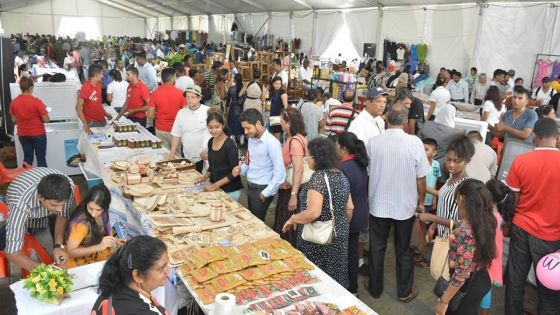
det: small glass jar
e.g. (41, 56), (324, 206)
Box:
(151, 139), (158, 149)
(156, 139), (162, 148)
(128, 139), (135, 149)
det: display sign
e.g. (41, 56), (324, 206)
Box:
(496, 138), (536, 181)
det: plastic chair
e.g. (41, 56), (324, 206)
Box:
(0, 161), (28, 186)
(0, 201), (53, 279)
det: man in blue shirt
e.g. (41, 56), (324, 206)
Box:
(136, 51), (158, 93)
(233, 109), (286, 221)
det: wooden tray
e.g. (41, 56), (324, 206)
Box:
(157, 158), (195, 171)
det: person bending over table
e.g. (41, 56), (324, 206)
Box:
(65, 185), (120, 268)
(1, 168), (74, 271)
(91, 235), (170, 315)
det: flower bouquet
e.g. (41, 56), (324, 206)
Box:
(23, 264), (73, 305)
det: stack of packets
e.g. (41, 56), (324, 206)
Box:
(245, 301), (367, 315)
(179, 239), (317, 305)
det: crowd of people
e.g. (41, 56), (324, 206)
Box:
(3, 32), (560, 315)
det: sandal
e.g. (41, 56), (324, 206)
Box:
(399, 286), (419, 303)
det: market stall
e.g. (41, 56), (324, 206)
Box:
(72, 120), (374, 314)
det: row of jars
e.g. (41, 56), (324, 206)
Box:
(113, 123), (138, 133)
(113, 134), (162, 149)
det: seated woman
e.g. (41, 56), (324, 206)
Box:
(91, 235), (170, 315)
(65, 185), (116, 268)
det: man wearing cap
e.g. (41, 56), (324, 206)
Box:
(136, 51), (158, 93)
(148, 68), (187, 150)
(348, 87), (388, 145)
(167, 85), (210, 173)
(202, 61), (222, 106)
(115, 66), (150, 127)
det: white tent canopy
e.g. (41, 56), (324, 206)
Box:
(1, 0), (560, 83)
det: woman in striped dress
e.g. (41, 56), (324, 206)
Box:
(419, 135), (475, 240)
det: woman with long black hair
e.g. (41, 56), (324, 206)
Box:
(334, 132), (369, 296)
(434, 179), (496, 315)
(65, 185), (116, 268)
(91, 235), (170, 315)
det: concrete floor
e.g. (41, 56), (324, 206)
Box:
(0, 171), (539, 315)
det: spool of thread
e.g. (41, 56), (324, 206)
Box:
(213, 293), (236, 315)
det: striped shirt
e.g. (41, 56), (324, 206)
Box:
(368, 129), (430, 220)
(5, 167), (74, 254)
(325, 103), (359, 134)
(436, 177), (467, 236)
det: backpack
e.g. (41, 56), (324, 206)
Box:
(534, 87), (554, 100)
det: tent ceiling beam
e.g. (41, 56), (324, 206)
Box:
(239, 0), (268, 12)
(176, 1), (210, 15)
(117, 0), (173, 17)
(142, 0), (191, 16)
(94, 0), (158, 18)
(292, 0), (313, 10)
(0, 0), (36, 11)
(199, 0), (236, 13)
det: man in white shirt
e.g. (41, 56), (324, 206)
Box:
(448, 71), (469, 102)
(167, 85), (210, 173)
(297, 59), (313, 89)
(507, 69), (516, 88)
(136, 52), (158, 93)
(533, 76), (556, 106)
(272, 58), (288, 90)
(366, 106), (429, 302)
(173, 63), (194, 92)
(427, 78), (451, 119)
(14, 51), (25, 68)
(470, 73), (489, 105)
(322, 92), (341, 114)
(348, 87), (388, 145)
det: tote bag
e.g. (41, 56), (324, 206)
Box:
(430, 220), (454, 280)
(301, 173), (336, 245)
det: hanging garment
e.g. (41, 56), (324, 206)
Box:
(417, 44), (428, 65)
(533, 59), (554, 87)
(552, 61), (560, 80)
(410, 44), (418, 62)
(396, 47), (406, 61)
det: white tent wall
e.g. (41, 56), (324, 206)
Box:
(208, 14), (234, 44)
(269, 12), (291, 40)
(293, 11), (314, 55)
(426, 5), (478, 78)
(473, 3), (557, 87)
(235, 13), (269, 36)
(172, 16), (189, 30)
(313, 11), (342, 56)
(0, 0), (145, 38)
(344, 9), (378, 59)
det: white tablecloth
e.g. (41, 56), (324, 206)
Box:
(10, 261), (177, 315)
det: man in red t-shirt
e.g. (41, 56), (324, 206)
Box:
(147, 68), (187, 149)
(505, 118), (560, 315)
(76, 64), (112, 135)
(115, 66), (150, 127)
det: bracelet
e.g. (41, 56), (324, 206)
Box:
(290, 191), (297, 196)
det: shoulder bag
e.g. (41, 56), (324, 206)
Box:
(430, 220), (454, 280)
(286, 136), (313, 186)
(433, 258), (477, 312)
(301, 172), (336, 245)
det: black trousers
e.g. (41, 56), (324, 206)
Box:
(446, 269), (491, 315)
(128, 116), (147, 127)
(348, 232), (360, 293)
(505, 224), (560, 315)
(247, 182), (274, 222)
(368, 215), (415, 298)
(474, 98), (483, 106)
(194, 160), (204, 173)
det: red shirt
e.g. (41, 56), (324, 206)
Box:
(9, 94), (48, 136)
(127, 81), (150, 119)
(149, 85), (187, 132)
(506, 148), (560, 241)
(79, 80), (105, 122)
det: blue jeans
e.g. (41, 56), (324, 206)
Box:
(227, 189), (242, 202)
(505, 224), (560, 315)
(19, 135), (47, 167)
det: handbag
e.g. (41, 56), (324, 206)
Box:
(301, 173), (336, 245)
(430, 220), (454, 280)
(433, 261), (477, 312)
(286, 136), (313, 186)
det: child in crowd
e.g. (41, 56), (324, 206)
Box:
(65, 185), (120, 268)
(413, 138), (441, 268)
(479, 179), (514, 315)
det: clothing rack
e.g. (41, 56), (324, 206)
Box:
(530, 53), (560, 90)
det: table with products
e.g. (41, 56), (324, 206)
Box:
(10, 260), (177, 315)
(77, 120), (378, 314)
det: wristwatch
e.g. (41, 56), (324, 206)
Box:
(290, 192), (297, 196)
(54, 244), (65, 249)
